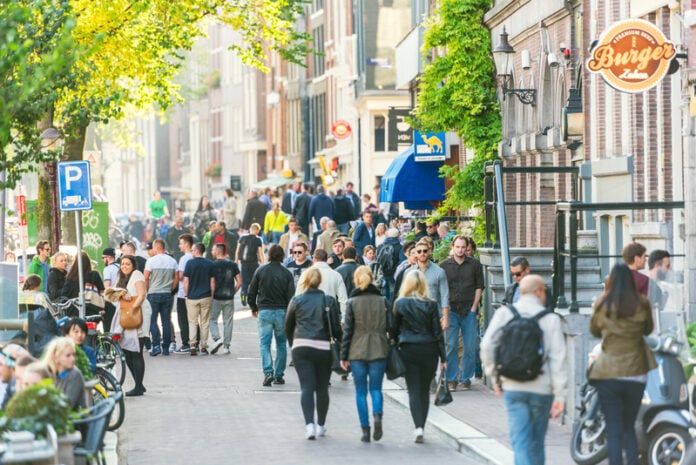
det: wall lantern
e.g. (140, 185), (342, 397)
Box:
(562, 87), (584, 149)
(492, 27), (537, 106)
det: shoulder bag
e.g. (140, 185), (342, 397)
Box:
(325, 296), (349, 375)
(84, 282), (105, 310)
(434, 370), (453, 406)
(119, 297), (143, 330)
(385, 339), (406, 380)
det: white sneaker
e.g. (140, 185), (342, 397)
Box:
(169, 342), (177, 352)
(317, 425), (327, 437)
(414, 427), (424, 444)
(221, 347), (231, 355)
(305, 423), (316, 440)
(210, 339), (224, 355)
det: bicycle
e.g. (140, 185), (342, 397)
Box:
(51, 298), (126, 385)
(90, 367), (125, 431)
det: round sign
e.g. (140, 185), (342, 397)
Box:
(331, 120), (352, 139)
(587, 19), (676, 93)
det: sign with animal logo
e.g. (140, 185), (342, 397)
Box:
(587, 19), (676, 93)
(413, 131), (446, 161)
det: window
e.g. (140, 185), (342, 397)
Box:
(374, 115), (386, 151)
(312, 25), (325, 77)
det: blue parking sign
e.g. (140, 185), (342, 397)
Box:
(58, 161), (92, 211)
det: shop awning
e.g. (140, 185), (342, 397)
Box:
(252, 176), (291, 189)
(380, 146), (445, 204)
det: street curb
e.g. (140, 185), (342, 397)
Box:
(104, 430), (117, 464)
(383, 380), (514, 465)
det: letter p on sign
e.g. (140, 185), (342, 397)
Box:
(58, 161), (92, 211)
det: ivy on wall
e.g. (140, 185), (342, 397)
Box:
(414, 0), (501, 214)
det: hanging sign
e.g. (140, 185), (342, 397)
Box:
(587, 19), (676, 93)
(331, 120), (352, 139)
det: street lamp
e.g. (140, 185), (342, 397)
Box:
(40, 127), (63, 251)
(562, 87), (584, 150)
(492, 27), (537, 106)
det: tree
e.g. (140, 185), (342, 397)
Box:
(414, 0), (501, 214)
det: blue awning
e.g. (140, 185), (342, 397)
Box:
(380, 146), (445, 204)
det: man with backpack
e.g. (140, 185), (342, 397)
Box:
(480, 274), (567, 465)
(374, 228), (404, 307)
(440, 235), (483, 391)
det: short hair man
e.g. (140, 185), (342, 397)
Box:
(317, 218), (339, 252)
(622, 242), (649, 296)
(285, 241), (313, 285)
(174, 234), (196, 353)
(298, 249), (348, 318)
(144, 239), (179, 356)
(648, 249), (671, 311)
(327, 237), (345, 270)
(183, 243), (215, 356)
(503, 256), (554, 311)
(344, 181), (361, 221)
(292, 183), (313, 236)
(165, 215), (190, 261)
(409, 238), (449, 328)
(28, 240), (51, 292)
(480, 275), (567, 465)
(101, 247), (120, 330)
(352, 211), (375, 256)
(335, 246), (359, 296)
(279, 218), (309, 258)
(209, 243), (241, 355)
(440, 235), (484, 391)
(248, 245), (295, 386)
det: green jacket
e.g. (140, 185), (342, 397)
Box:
(340, 285), (389, 362)
(27, 255), (50, 289)
(589, 297), (657, 380)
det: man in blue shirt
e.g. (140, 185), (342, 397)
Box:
(183, 243), (215, 356)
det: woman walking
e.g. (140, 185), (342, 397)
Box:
(110, 255), (152, 396)
(390, 269), (446, 444)
(589, 263), (655, 465)
(285, 268), (342, 440)
(340, 266), (389, 442)
(193, 195), (217, 240)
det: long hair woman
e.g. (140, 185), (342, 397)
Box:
(390, 269), (446, 444)
(193, 195), (217, 240)
(43, 337), (86, 410)
(285, 268), (342, 440)
(340, 266), (389, 442)
(589, 263), (655, 465)
(61, 251), (104, 316)
(110, 255), (152, 396)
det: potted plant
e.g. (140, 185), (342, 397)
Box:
(0, 379), (80, 465)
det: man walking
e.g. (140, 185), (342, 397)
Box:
(278, 218), (308, 259)
(183, 243), (215, 356)
(503, 256), (554, 311)
(299, 249), (348, 318)
(285, 242), (312, 285)
(335, 246), (359, 296)
(247, 245), (295, 386)
(648, 249), (671, 311)
(352, 211), (375, 256)
(293, 183), (313, 236)
(165, 215), (190, 261)
(622, 242), (649, 296)
(101, 247), (120, 331)
(440, 235), (484, 391)
(210, 243), (241, 355)
(207, 221), (238, 261)
(480, 275), (567, 465)
(241, 190), (267, 232)
(308, 185), (335, 232)
(375, 228), (405, 307)
(28, 240), (51, 291)
(144, 239), (179, 356)
(345, 181), (361, 221)
(409, 239), (449, 330)
(333, 189), (354, 235)
(174, 234), (196, 353)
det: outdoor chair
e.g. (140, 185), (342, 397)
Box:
(72, 396), (116, 465)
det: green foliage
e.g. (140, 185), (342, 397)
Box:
(414, 0), (501, 213)
(74, 345), (94, 381)
(0, 379), (74, 437)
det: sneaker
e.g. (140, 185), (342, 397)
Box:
(175, 345), (191, 354)
(447, 381), (457, 392)
(263, 373), (274, 387)
(162, 347), (170, 356)
(210, 339), (224, 355)
(144, 338), (152, 350)
(414, 427), (424, 444)
(241, 294), (247, 306)
(190, 347), (198, 356)
(149, 345), (162, 357)
(273, 376), (285, 385)
(200, 348), (209, 355)
(459, 381), (471, 390)
(305, 423), (316, 440)
(221, 347), (231, 355)
(317, 425), (327, 437)
(169, 342), (177, 352)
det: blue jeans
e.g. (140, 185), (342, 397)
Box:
(270, 231), (283, 244)
(595, 379), (645, 465)
(350, 359), (387, 427)
(445, 311), (478, 383)
(382, 276), (395, 308)
(257, 310), (287, 376)
(337, 223), (351, 235)
(503, 391), (554, 465)
(147, 292), (173, 348)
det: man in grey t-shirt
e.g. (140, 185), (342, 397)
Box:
(144, 239), (178, 356)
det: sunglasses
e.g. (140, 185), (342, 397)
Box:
(292, 251), (304, 255)
(416, 249), (428, 254)
(512, 271), (526, 277)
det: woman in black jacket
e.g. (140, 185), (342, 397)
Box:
(390, 269), (446, 444)
(285, 268), (342, 440)
(61, 251), (104, 316)
(47, 252), (69, 301)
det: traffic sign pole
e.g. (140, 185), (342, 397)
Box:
(76, 214), (85, 318)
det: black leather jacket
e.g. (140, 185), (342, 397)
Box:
(247, 262), (295, 312)
(285, 289), (342, 346)
(390, 297), (446, 361)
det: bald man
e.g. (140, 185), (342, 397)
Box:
(480, 275), (567, 465)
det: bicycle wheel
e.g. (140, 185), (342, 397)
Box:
(97, 336), (126, 385)
(96, 368), (125, 431)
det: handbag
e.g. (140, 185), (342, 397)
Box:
(84, 283), (105, 309)
(325, 297), (349, 375)
(385, 341), (406, 380)
(119, 297), (143, 330)
(434, 370), (453, 406)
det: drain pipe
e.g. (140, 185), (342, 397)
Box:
(494, 160), (512, 287)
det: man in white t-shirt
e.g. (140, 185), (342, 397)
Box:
(143, 239), (178, 356)
(101, 247), (121, 331)
(174, 234), (196, 353)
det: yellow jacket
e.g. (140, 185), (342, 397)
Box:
(264, 210), (288, 235)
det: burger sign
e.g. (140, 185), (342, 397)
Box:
(587, 19), (676, 93)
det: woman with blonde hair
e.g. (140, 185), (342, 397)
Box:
(374, 223), (387, 248)
(285, 268), (342, 440)
(340, 266), (389, 442)
(47, 252), (69, 300)
(43, 337), (86, 410)
(390, 270), (446, 443)
(264, 201), (288, 245)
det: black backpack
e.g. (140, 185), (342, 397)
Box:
(241, 236), (257, 262)
(376, 242), (398, 277)
(494, 305), (552, 382)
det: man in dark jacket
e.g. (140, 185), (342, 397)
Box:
(375, 228), (406, 306)
(247, 244), (296, 387)
(345, 182), (361, 221)
(335, 246), (360, 296)
(242, 190), (268, 231)
(308, 185), (335, 232)
(165, 215), (191, 261)
(206, 221), (238, 261)
(502, 256), (554, 311)
(333, 189), (354, 235)
(293, 183), (313, 236)
(352, 211), (375, 256)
